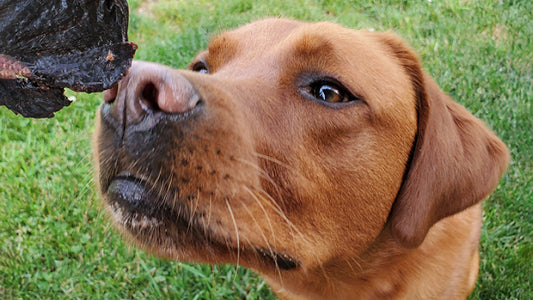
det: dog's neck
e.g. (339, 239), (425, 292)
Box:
(262, 230), (407, 299)
(260, 205), (481, 300)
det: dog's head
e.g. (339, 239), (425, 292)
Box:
(94, 18), (508, 285)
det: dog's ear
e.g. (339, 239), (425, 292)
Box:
(378, 33), (510, 248)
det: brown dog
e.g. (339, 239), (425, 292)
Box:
(94, 19), (509, 299)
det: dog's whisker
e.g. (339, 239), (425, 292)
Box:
(164, 171), (175, 209)
(252, 188), (330, 279)
(238, 161), (300, 236)
(235, 157), (285, 203)
(237, 160), (314, 261)
(188, 187), (201, 231)
(253, 152), (293, 171)
(240, 201), (285, 285)
(152, 167), (164, 193)
(243, 186), (277, 245)
(247, 186), (303, 255)
(254, 189), (308, 245)
(199, 190), (209, 237)
(206, 193), (213, 231)
(246, 187), (324, 272)
(225, 198), (240, 267)
(348, 257), (363, 274)
(240, 203), (273, 253)
(233, 232), (255, 281)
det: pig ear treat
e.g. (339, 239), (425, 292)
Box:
(0, 0), (137, 118)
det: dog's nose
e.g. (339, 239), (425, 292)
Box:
(104, 61), (201, 125)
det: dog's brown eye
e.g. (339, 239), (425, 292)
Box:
(310, 82), (350, 103)
(191, 61), (209, 74)
(300, 75), (362, 107)
(313, 84), (344, 103)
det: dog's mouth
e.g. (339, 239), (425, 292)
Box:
(103, 172), (300, 271)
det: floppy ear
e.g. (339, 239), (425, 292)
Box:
(379, 33), (510, 248)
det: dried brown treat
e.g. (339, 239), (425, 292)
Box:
(0, 0), (137, 118)
(0, 79), (70, 118)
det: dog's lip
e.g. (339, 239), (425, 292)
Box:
(106, 171), (150, 204)
(103, 171), (150, 202)
(257, 248), (300, 270)
(104, 172), (301, 270)
(105, 172), (166, 220)
(110, 171), (148, 187)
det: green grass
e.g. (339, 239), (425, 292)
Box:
(1, 0), (531, 299)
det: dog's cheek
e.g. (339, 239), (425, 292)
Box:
(296, 128), (408, 256)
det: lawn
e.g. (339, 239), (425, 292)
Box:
(0, 0), (531, 299)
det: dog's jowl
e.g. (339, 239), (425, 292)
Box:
(94, 19), (509, 300)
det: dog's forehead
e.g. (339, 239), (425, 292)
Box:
(208, 19), (367, 59)
(212, 18), (304, 49)
(201, 18), (304, 68)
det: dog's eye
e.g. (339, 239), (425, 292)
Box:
(311, 83), (345, 103)
(191, 61), (209, 74)
(310, 81), (351, 103)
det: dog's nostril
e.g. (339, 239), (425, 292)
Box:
(138, 75), (200, 114)
(141, 82), (160, 110)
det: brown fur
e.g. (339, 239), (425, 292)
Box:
(94, 19), (509, 299)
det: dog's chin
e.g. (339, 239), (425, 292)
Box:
(102, 172), (301, 271)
